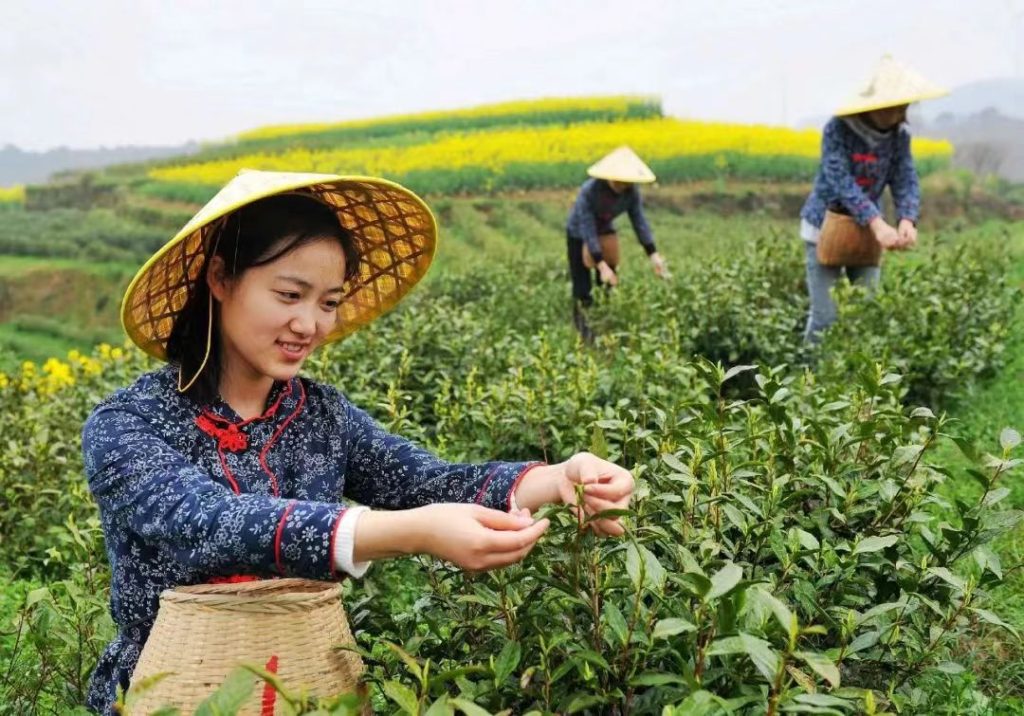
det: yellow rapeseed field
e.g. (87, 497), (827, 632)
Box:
(236, 96), (656, 142)
(151, 118), (954, 187)
(0, 185), (25, 204)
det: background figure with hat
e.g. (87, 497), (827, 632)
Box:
(799, 55), (948, 343)
(82, 170), (635, 714)
(565, 146), (668, 340)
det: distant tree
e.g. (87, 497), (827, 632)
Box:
(956, 141), (1008, 178)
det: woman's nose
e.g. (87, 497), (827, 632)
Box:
(289, 306), (318, 335)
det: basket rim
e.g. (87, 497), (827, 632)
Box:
(161, 578), (342, 608)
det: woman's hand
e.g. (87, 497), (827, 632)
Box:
(514, 453), (634, 536)
(650, 252), (670, 279)
(597, 261), (619, 287)
(896, 219), (917, 249)
(354, 504), (549, 571)
(869, 216), (901, 249)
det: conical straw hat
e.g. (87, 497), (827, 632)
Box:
(835, 55), (948, 116)
(121, 169), (437, 361)
(586, 146), (656, 184)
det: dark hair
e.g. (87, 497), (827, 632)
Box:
(166, 193), (360, 405)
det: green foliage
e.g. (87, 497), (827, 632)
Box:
(0, 205), (166, 263)
(344, 362), (1022, 714)
(0, 222), (1020, 713)
(820, 243), (1021, 407)
(24, 172), (121, 211)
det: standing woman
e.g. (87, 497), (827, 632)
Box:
(799, 55), (948, 342)
(566, 147), (668, 334)
(83, 170), (634, 714)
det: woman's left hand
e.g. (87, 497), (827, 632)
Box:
(560, 452), (634, 536)
(896, 219), (917, 249)
(650, 252), (670, 279)
(513, 453), (634, 535)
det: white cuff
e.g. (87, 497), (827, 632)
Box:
(332, 506), (371, 578)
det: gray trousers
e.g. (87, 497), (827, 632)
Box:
(803, 241), (880, 343)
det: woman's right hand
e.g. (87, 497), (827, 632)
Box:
(355, 504), (549, 571)
(869, 217), (901, 250)
(597, 261), (619, 286)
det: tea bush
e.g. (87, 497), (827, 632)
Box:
(344, 363), (1022, 715)
(0, 227), (1020, 713)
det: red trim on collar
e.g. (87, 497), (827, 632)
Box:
(258, 381), (307, 497)
(194, 379), (306, 496)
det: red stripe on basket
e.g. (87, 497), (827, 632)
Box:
(329, 506), (348, 579)
(261, 654), (279, 716)
(259, 381), (307, 497)
(274, 502), (297, 575)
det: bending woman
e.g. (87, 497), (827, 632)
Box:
(83, 170), (634, 713)
(566, 146), (668, 317)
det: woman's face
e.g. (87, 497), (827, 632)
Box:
(208, 238), (347, 384)
(608, 180), (631, 194)
(865, 104), (908, 130)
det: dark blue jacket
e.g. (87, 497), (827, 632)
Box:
(800, 117), (921, 228)
(566, 178), (657, 263)
(82, 365), (531, 713)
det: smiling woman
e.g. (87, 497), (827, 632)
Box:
(165, 193), (361, 408)
(82, 169), (635, 714)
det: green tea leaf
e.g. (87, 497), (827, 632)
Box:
(707, 633), (779, 682)
(705, 562), (743, 602)
(383, 680), (420, 715)
(493, 641), (521, 684)
(795, 650), (841, 688)
(853, 535), (899, 555)
(652, 617), (697, 639)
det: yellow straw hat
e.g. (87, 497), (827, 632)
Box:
(835, 54), (949, 116)
(586, 146), (656, 184)
(121, 169), (437, 362)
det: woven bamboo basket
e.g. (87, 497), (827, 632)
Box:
(816, 209), (883, 268)
(130, 579), (365, 714)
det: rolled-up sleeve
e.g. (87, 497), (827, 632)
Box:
(83, 406), (347, 579)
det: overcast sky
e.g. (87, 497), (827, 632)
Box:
(2, 0), (1021, 151)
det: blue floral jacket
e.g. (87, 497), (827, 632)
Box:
(82, 365), (532, 713)
(800, 117), (921, 229)
(566, 178), (657, 264)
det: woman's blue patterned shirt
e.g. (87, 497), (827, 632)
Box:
(82, 364), (531, 713)
(800, 117), (921, 229)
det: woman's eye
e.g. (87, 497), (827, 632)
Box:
(276, 291), (301, 301)
(322, 301), (340, 311)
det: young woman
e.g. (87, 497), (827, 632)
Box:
(83, 170), (634, 713)
(799, 55), (947, 342)
(565, 146), (668, 334)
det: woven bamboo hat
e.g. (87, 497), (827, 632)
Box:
(586, 146), (656, 184)
(121, 169), (437, 361)
(835, 55), (948, 116)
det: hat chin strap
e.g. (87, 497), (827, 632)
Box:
(177, 292), (214, 394)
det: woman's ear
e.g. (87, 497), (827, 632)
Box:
(206, 255), (230, 302)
